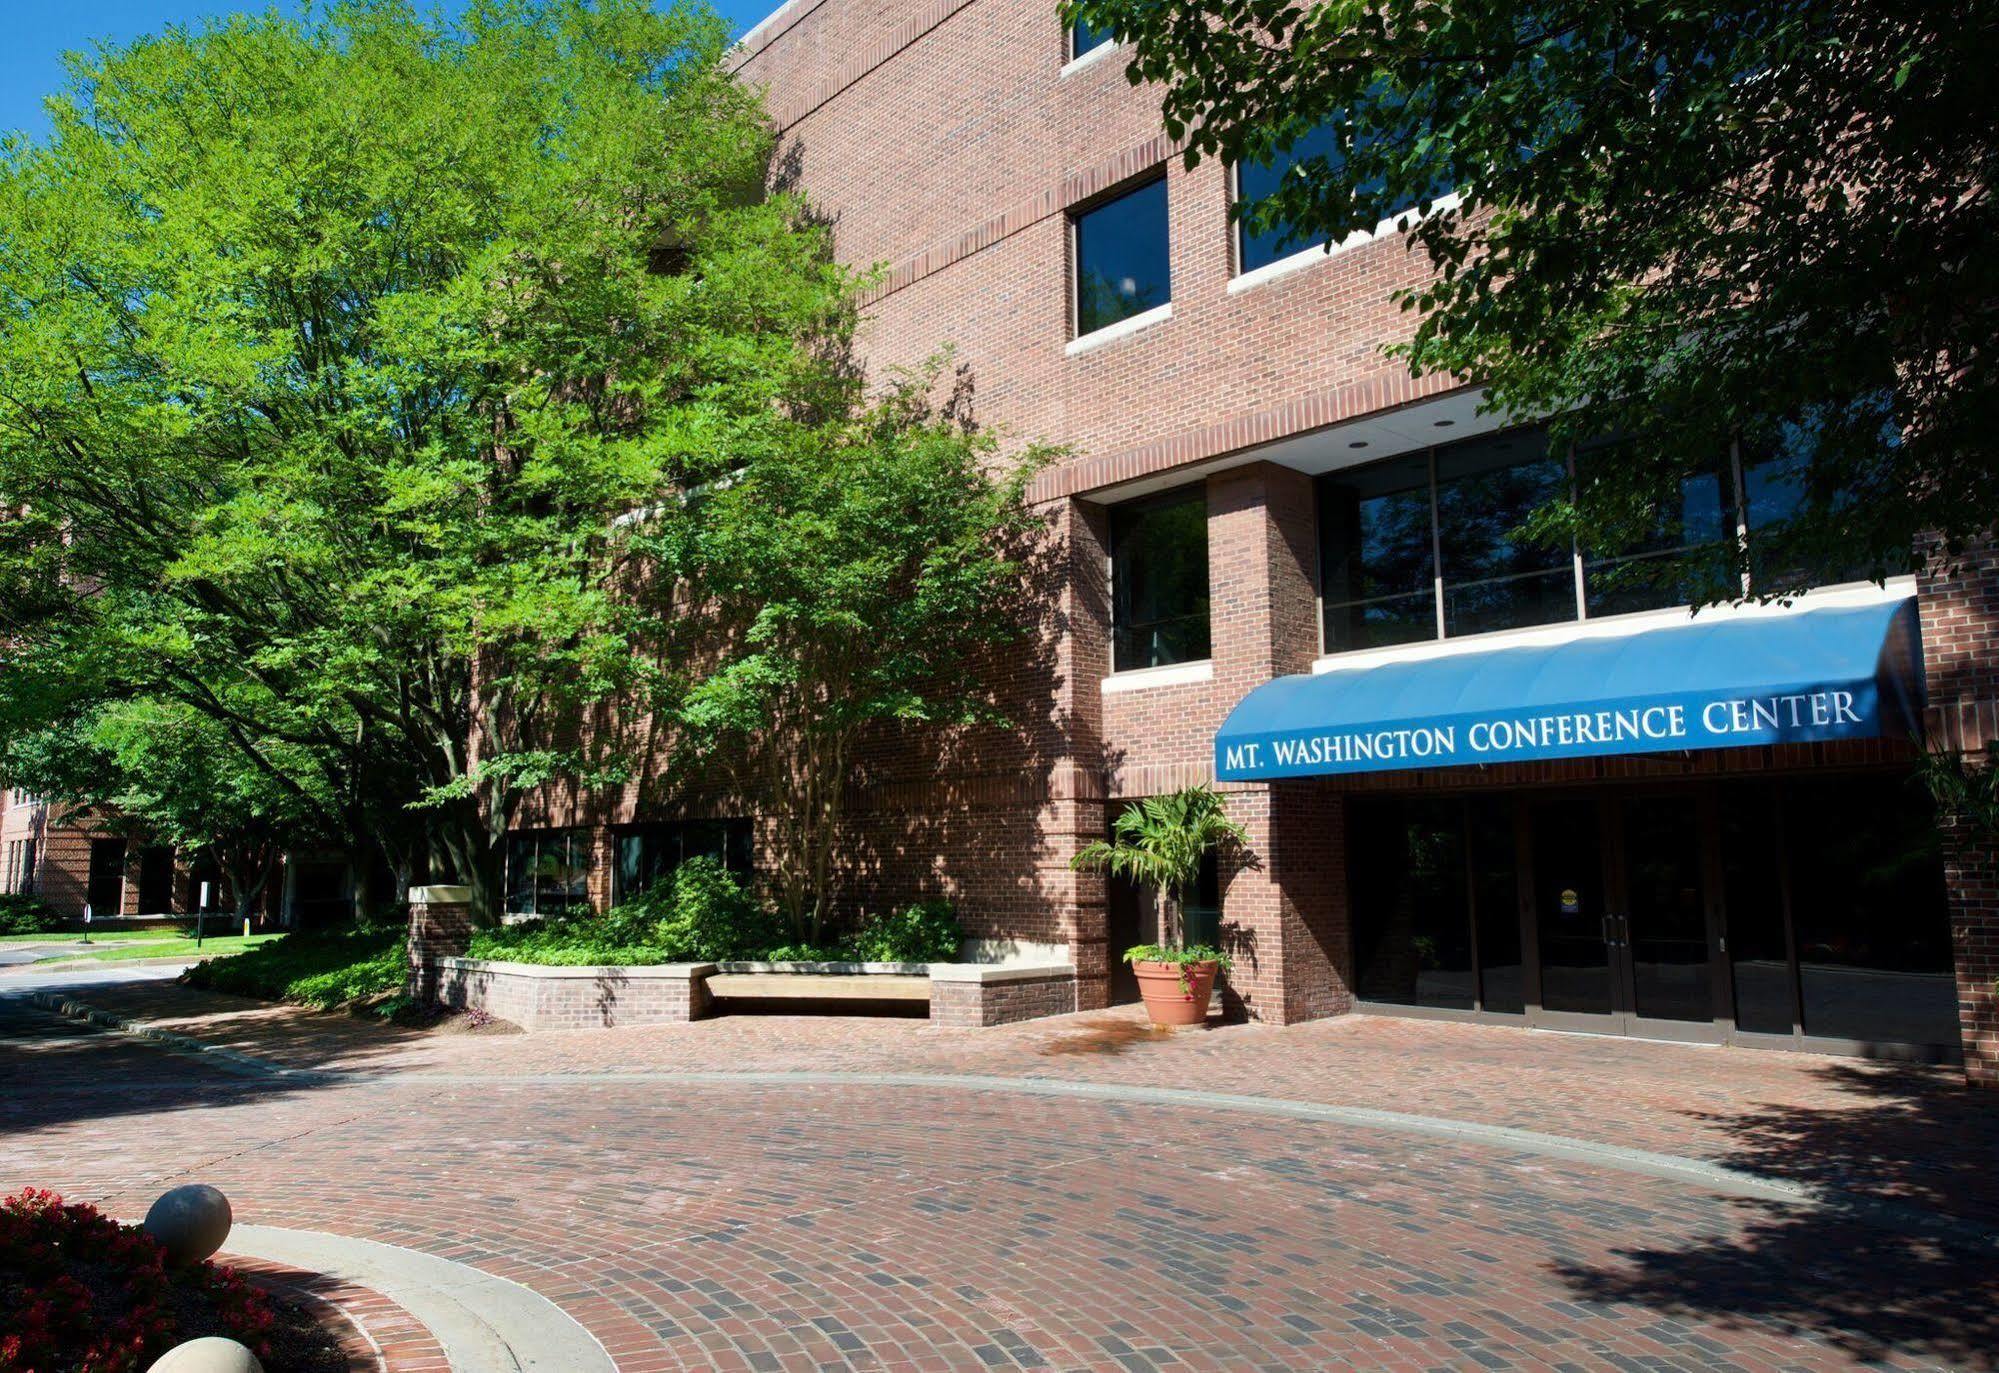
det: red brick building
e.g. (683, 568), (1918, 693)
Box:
(503, 0), (1998, 1080)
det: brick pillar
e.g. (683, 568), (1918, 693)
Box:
(1052, 497), (1113, 1009)
(1918, 540), (1999, 1085)
(1941, 816), (1999, 1086)
(1207, 463), (1353, 1023)
(406, 884), (474, 999)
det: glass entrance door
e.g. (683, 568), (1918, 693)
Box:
(1530, 799), (1617, 1020)
(1617, 795), (1719, 1034)
(1529, 795), (1720, 1036)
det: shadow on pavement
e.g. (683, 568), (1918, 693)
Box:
(1560, 1061), (1999, 1370)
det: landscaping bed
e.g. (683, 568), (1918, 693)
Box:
(183, 926), (405, 1009)
(0, 1188), (345, 1373)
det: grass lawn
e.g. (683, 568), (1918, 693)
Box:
(35, 933), (286, 964)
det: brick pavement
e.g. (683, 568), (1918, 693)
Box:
(4, 980), (1995, 1371)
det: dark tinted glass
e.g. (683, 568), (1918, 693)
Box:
(1350, 799), (1476, 1010)
(1740, 420), (1879, 589)
(1719, 783), (1795, 1035)
(1621, 796), (1712, 1023)
(1467, 796), (1524, 1013)
(1319, 454), (1437, 651)
(1236, 115), (1450, 274)
(1069, 20), (1113, 59)
(1532, 798), (1612, 1014)
(1579, 444), (1733, 617)
(1074, 177), (1170, 336)
(1435, 426), (1576, 636)
(614, 819), (753, 903)
(1785, 776), (1956, 1046)
(1111, 489), (1210, 670)
(505, 831), (593, 916)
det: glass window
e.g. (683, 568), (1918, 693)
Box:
(613, 819), (753, 904)
(504, 830), (594, 917)
(1467, 796), (1524, 1014)
(1318, 453), (1436, 651)
(1069, 19), (1114, 61)
(1434, 426), (1577, 637)
(87, 838), (126, 917)
(1110, 488), (1209, 671)
(1719, 783), (1795, 1036)
(1739, 409), (1886, 590)
(1783, 776), (1956, 1047)
(1236, 114), (1451, 274)
(1351, 798), (1476, 1010)
(1578, 442), (1734, 618)
(1073, 176), (1169, 337)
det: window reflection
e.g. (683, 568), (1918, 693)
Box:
(1073, 177), (1170, 336)
(1435, 428), (1576, 636)
(1351, 798), (1476, 1010)
(504, 830), (593, 917)
(1319, 453), (1435, 650)
(1579, 443), (1733, 618)
(1111, 488), (1210, 670)
(614, 819), (753, 904)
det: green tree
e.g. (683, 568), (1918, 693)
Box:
(0, 0), (846, 918)
(1070, 786), (1247, 958)
(660, 363), (1051, 942)
(1066, 0), (1998, 598)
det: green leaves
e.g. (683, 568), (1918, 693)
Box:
(0, 0), (848, 906)
(1071, 0), (1999, 592)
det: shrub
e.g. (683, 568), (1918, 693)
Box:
(0, 892), (62, 936)
(468, 858), (779, 966)
(843, 901), (962, 963)
(183, 927), (404, 1007)
(0, 1188), (335, 1373)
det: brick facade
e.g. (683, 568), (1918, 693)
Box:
(492, 0), (1997, 1071)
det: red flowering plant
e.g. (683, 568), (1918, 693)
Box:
(0, 1189), (278, 1373)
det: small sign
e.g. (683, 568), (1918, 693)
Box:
(1560, 888), (1580, 915)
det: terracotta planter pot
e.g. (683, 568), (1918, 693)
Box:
(1130, 959), (1219, 1026)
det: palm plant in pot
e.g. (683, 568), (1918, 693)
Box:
(1070, 785), (1248, 1025)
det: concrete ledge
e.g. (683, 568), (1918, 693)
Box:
(408, 885), (473, 906)
(420, 955), (1081, 1030)
(707, 972), (930, 1001)
(928, 962), (1076, 985)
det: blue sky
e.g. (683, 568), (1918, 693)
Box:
(2, 1), (778, 141)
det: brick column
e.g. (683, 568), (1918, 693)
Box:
(1207, 463), (1353, 1023)
(1919, 541), (1999, 1085)
(1051, 497), (1113, 1009)
(406, 884), (474, 1000)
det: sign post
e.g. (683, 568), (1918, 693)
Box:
(81, 903), (92, 945)
(196, 881), (210, 949)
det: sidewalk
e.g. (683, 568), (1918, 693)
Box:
(42, 972), (1999, 1231)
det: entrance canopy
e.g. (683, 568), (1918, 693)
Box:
(1215, 597), (1924, 781)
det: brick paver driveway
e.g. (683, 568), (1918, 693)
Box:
(4, 969), (1995, 1372)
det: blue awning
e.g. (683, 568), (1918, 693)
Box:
(1215, 597), (1924, 781)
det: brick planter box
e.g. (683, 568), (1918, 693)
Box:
(420, 954), (1077, 1031)
(429, 956), (714, 1031)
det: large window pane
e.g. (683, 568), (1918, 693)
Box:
(1784, 776), (1956, 1046)
(1435, 426), (1577, 636)
(1740, 401), (1893, 589)
(1236, 111), (1451, 274)
(614, 819), (753, 903)
(1069, 20), (1113, 61)
(1111, 489), (1210, 670)
(1350, 798), (1475, 1009)
(1074, 177), (1169, 336)
(1318, 454), (1437, 651)
(505, 829), (595, 917)
(1579, 444), (1733, 618)
(1467, 796), (1524, 1014)
(1719, 783), (1795, 1036)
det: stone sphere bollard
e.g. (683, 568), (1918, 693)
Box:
(146, 1336), (264, 1373)
(143, 1184), (233, 1265)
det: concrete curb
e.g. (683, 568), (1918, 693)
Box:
(30, 989), (1996, 1251)
(221, 1225), (614, 1373)
(27, 990), (340, 1082)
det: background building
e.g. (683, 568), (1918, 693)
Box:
(504, 0), (1999, 1077)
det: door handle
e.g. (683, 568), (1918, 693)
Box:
(1602, 913), (1616, 947)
